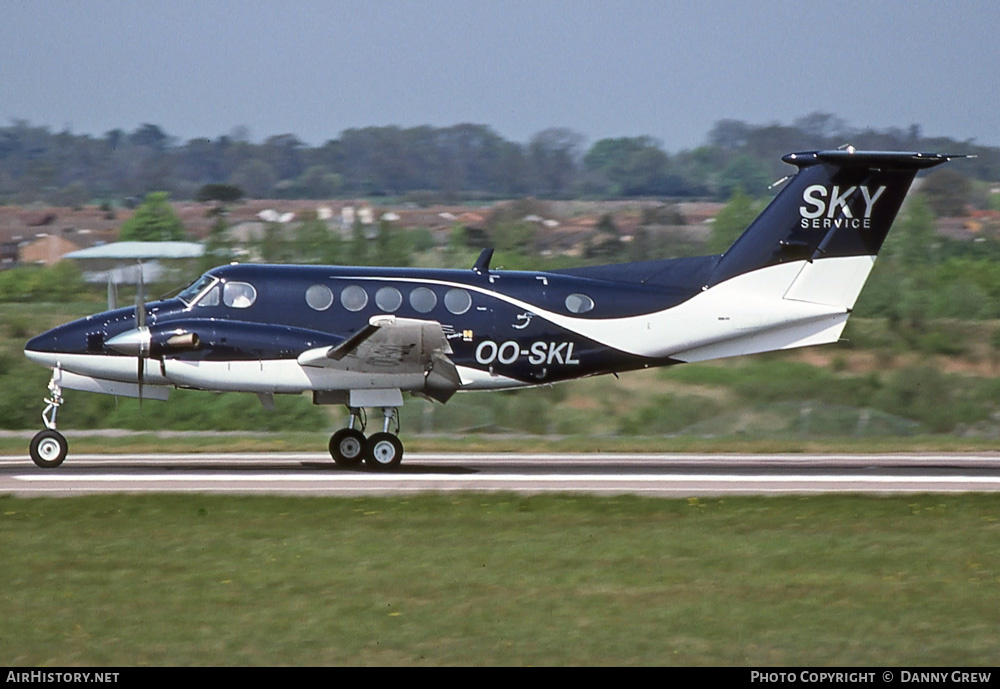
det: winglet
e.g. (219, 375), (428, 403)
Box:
(472, 248), (494, 275)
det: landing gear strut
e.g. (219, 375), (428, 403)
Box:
(328, 406), (404, 470)
(29, 369), (68, 468)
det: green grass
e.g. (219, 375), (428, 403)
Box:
(1, 493), (998, 665)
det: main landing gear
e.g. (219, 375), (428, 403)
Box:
(29, 370), (69, 468)
(329, 406), (404, 470)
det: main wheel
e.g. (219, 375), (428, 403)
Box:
(329, 428), (366, 467)
(29, 429), (68, 469)
(365, 432), (403, 470)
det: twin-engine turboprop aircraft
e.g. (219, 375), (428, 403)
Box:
(24, 148), (954, 469)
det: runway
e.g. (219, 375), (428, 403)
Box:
(4, 452), (1000, 497)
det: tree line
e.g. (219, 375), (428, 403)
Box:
(1, 114), (998, 205)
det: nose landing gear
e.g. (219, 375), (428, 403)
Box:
(29, 369), (68, 468)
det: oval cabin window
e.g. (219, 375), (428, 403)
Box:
(444, 288), (472, 315)
(376, 286), (403, 312)
(305, 284), (334, 311)
(341, 285), (369, 312)
(409, 287), (437, 313)
(565, 293), (594, 314)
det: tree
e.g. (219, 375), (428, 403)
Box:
(792, 112), (847, 143)
(196, 183), (244, 203)
(882, 195), (936, 270)
(528, 128), (584, 197)
(293, 166), (342, 199)
(717, 154), (772, 198)
(129, 123), (171, 151)
(708, 119), (751, 149)
(200, 216), (235, 271)
(291, 215), (341, 264)
(920, 169), (971, 217)
(230, 159), (276, 198)
(583, 137), (678, 196)
(118, 192), (186, 241)
(708, 188), (761, 254)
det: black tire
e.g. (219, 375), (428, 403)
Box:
(29, 429), (68, 469)
(365, 432), (403, 470)
(329, 428), (366, 467)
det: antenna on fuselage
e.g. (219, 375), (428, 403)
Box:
(472, 248), (494, 275)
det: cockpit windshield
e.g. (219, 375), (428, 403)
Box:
(177, 274), (219, 306)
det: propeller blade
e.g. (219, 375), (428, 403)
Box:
(135, 263), (146, 330)
(137, 355), (145, 408)
(107, 272), (118, 310)
(135, 262), (147, 409)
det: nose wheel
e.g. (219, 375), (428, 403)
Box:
(29, 429), (68, 469)
(30, 369), (68, 468)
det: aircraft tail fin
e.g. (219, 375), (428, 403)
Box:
(707, 149), (953, 289)
(665, 150), (959, 363)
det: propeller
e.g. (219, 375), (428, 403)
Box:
(134, 263), (149, 405)
(106, 263), (203, 402)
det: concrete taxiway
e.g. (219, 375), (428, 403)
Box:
(3, 452), (1000, 497)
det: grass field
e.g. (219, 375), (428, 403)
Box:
(2, 493), (998, 666)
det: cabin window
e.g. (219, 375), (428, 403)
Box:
(565, 293), (594, 314)
(409, 287), (437, 313)
(305, 284), (334, 311)
(223, 281), (257, 308)
(444, 288), (472, 315)
(196, 284), (220, 307)
(376, 286), (403, 312)
(341, 285), (368, 312)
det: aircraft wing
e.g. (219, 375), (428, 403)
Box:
(297, 315), (461, 400)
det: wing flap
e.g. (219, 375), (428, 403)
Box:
(298, 316), (455, 375)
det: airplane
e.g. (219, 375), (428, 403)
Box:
(24, 147), (957, 469)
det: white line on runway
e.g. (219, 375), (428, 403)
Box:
(5, 452), (1000, 466)
(15, 473), (1000, 484)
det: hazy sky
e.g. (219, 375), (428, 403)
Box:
(3, 0), (998, 150)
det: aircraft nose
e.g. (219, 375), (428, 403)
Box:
(25, 329), (60, 355)
(23, 304), (172, 368)
(24, 319), (107, 364)
(24, 328), (63, 367)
